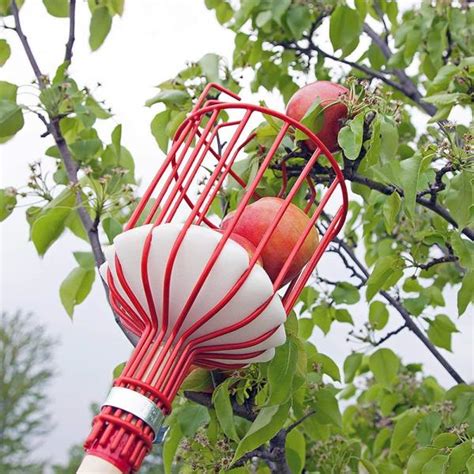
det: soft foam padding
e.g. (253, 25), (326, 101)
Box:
(101, 223), (286, 364)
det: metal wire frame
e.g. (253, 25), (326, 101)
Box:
(84, 83), (348, 472)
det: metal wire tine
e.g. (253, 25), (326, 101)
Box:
(148, 113), (219, 226)
(165, 119), (241, 224)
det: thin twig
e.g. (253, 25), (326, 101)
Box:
(415, 255), (459, 271)
(373, 324), (408, 346)
(64, 0), (76, 63)
(11, 1), (45, 88)
(286, 410), (316, 433)
(362, 23), (436, 116)
(331, 235), (466, 384)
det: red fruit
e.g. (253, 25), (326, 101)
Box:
(221, 197), (319, 287)
(216, 230), (263, 265)
(286, 80), (349, 152)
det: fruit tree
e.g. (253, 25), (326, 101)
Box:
(0, 1), (473, 473)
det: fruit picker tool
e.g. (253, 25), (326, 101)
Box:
(78, 83), (348, 473)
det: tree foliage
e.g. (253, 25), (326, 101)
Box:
(0, 311), (55, 473)
(1, 0), (473, 472)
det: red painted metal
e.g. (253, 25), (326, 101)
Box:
(84, 83), (348, 472)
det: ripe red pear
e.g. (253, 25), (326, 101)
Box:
(286, 80), (349, 152)
(216, 230), (263, 265)
(221, 197), (319, 287)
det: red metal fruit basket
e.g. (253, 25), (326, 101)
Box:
(80, 83), (348, 473)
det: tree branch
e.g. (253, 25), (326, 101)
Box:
(312, 44), (409, 97)
(362, 23), (437, 116)
(11, 1), (46, 88)
(64, 0), (76, 63)
(346, 171), (474, 241)
(415, 255), (459, 271)
(183, 391), (256, 422)
(10, 0), (140, 345)
(286, 410), (315, 433)
(331, 235), (465, 384)
(373, 324), (408, 346)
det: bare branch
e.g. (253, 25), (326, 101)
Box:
(64, 0), (76, 63)
(362, 23), (436, 116)
(312, 45), (409, 97)
(415, 255), (459, 271)
(183, 390), (256, 422)
(286, 410), (316, 433)
(331, 235), (466, 384)
(373, 324), (408, 346)
(11, 1), (46, 89)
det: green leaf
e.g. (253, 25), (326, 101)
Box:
(285, 429), (305, 474)
(369, 301), (389, 330)
(233, 401), (290, 462)
(180, 367), (212, 392)
(343, 352), (362, 383)
(0, 39), (11, 67)
(59, 266), (95, 317)
(163, 423), (183, 474)
(383, 192), (402, 234)
(399, 154), (423, 220)
(432, 433), (458, 448)
(0, 188), (17, 221)
(415, 412), (441, 446)
(298, 318), (313, 339)
(102, 216), (123, 244)
(70, 138), (102, 162)
(89, 7), (112, 51)
(391, 409), (423, 455)
(366, 255), (404, 301)
(285, 5), (311, 39)
(444, 171), (473, 229)
(215, 1), (233, 24)
(146, 89), (189, 107)
(331, 282), (360, 305)
(266, 337), (298, 405)
(73, 251), (95, 270)
(31, 189), (76, 255)
(334, 308), (353, 324)
(450, 232), (473, 270)
(312, 388), (342, 427)
(365, 115), (381, 167)
(299, 285), (318, 312)
(312, 353), (341, 382)
(446, 440), (472, 473)
(467, 455), (474, 474)
(369, 348), (400, 387)
(312, 305), (333, 335)
(427, 314), (458, 352)
(151, 110), (171, 153)
(407, 447), (439, 474)
(85, 96), (112, 119)
(329, 5), (362, 53)
(368, 42), (386, 69)
(295, 99), (324, 141)
(0, 81), (18, 101)
(43, 0), (69, 17)
(198, 53), (220, 82)
(380, 116), (399, 163)
(422, 455), (448, 473)
(338, 112), (364, 160)
(177, 404), (210, 437)
(213, 379), (239, 442)
(113, 361), (126, 378)
(458, 270), (474, 316)
(0, 100), (24, 139)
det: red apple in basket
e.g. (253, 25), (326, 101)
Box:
(221, 197), (319, 288)
(286, 80), (349, 152)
